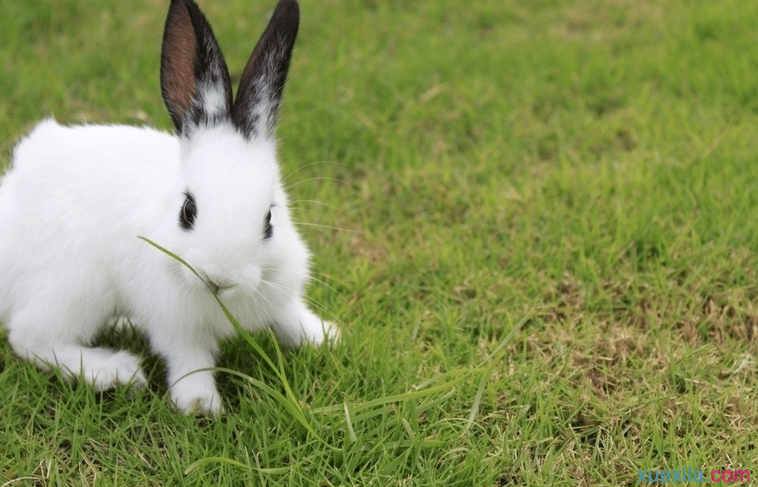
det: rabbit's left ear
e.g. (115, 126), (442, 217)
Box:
(232, 0), (299, 140)
(161, 0), (233, 137)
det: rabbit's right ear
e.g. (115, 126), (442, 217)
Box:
(231, 0), (299, 140)
(161, 0), (233, 137)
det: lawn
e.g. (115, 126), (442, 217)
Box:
(1, 0), (758, 485)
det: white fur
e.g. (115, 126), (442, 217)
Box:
(199, 83), (228, 119)
(0, 120), (337, 414)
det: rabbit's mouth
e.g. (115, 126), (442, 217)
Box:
(192, 265), (261, 296)
(204, 276), (240, 295)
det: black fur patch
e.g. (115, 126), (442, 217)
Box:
(263, 209), (273, 239)
(231, 0), (299, 140)
(179, 191), (197, 230)
(161, 0), (233, 136)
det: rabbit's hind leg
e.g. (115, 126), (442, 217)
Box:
(6, 305), (147, 390)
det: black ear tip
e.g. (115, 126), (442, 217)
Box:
(166, 0), (197, 25)
(273, 0), (300, 23)
(169, 0), (193, 11)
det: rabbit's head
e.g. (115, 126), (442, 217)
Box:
(158, 0), (303, 297)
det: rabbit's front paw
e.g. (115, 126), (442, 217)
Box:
(307, 320), (340, 347)
(172, 390), (224, 416)
(170, 378), (224, 415)
(274, 301), (340, 347)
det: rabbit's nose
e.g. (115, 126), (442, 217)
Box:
(207, 278), (235, 294)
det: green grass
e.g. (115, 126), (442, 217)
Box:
(2, 0), (758, 485)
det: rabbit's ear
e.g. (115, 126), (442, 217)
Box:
(231, 0), (299, 140)
(161, 0), (233, 137)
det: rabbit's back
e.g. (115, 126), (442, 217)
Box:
(1, 119), (179, 230)
(0, 119), (179, 321)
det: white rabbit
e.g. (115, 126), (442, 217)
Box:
(0, 0), (338, 415)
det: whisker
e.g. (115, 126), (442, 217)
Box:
(282, 160), (348, 184)
(307, 275), (344, 299)
(259, 270), (341, 307)
(261, 267), (344, 323)
(243, 286), (279, 322)
(288, 199), (340, 211)
(291, 221), (360, 234)
(288, 206), (321, 216)
(301, 294), (341, 323)
(259, 278), (294, 295)
(285, 176), (347, 190)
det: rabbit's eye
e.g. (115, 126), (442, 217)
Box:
(179, 192), (197, 230)
(263, 210), (273, 239)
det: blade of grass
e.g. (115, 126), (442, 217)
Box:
(184, 457), (248, 475)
